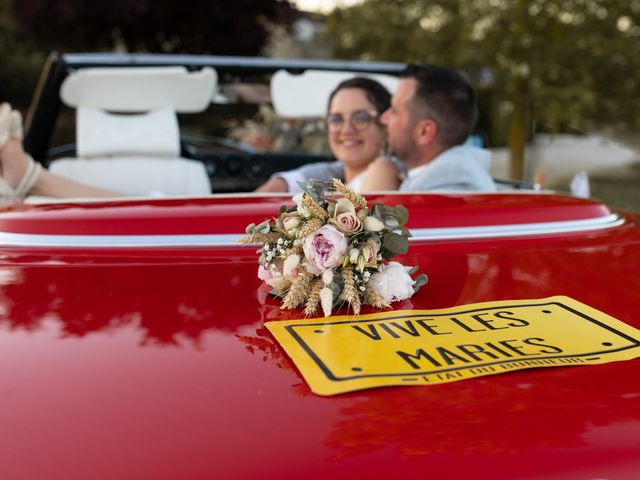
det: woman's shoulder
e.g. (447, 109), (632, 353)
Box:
(368, 156), (407, 179)
(370, 156), (403, 172)
(359, 156), (404, 192)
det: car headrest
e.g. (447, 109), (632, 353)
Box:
(60, 66), (217, 113)
(270, 69), (400, 118)
(77, 106), (180, 158)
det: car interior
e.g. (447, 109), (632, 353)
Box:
(26, 55), (538, 200)
(48, 66), (215, 196)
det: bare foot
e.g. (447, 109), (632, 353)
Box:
(0, 139), (30, 189)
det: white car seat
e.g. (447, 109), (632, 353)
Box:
(270, 69), (399, 118)
(49, 66), (217, 197)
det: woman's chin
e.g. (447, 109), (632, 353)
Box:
(337, 149), (372, 166)
(340, 158), (372, 175)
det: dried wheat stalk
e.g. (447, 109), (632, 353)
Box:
(304, 278), (325, 316)
(282, 272), (312, 309)
(331, 178), (367, 209)
(340, 265), (361, 315)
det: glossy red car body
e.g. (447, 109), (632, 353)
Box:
(1, 192), (639, 479)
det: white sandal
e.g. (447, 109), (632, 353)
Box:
(14, 154), (42, 198)
(0, 102), (42, 199)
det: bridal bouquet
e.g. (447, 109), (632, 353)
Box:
(240, 179), (427, 317)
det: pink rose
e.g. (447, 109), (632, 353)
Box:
(362, 238), (380, 264)
(257, 264), (276, 281)
(368, 261), (415, 302)
(332, 212), (362, 235)
(330, 198), (362, 235)
(257, 263), (290, 295)
(303, 225), (348, 275)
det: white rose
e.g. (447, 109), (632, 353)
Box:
(334, 198), (356, 216)
(266, 276), (290, 294)
(283, 254), (300, 277)
(292, 193), (311, 217)
(258, 263), (290, 295)
(282, 213), (301, 232)
(257, 264), (273, 281)
(363, 216), (384, 232)
(368, 261), (415, 303)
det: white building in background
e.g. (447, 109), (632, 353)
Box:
(490, 134), (639, 186)
(267, 13), (331, 59)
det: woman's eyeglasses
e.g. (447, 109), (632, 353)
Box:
(324, 110), (379, 132)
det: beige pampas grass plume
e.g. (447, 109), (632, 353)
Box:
(320, 287), (333, 317)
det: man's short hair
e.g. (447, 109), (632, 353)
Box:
(400, 64), (478, 148)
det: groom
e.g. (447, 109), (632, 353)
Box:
(258, 64), (495, 193)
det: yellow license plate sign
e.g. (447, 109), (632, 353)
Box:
(266, 296), (640, 396)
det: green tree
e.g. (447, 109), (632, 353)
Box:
(13, 0), (296, 55)
(326, 0), (640, 180)
(0, 0), (45, 107)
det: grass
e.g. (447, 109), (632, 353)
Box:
(549, 161), (640, 214)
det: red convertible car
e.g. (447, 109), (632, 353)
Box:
(1, 54), (639, 479)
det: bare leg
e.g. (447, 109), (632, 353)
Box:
(32, 168), (122, 198)
(0, 139), (120, 198)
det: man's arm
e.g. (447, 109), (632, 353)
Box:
(255, 176), (288, 192)
(255, 161), (345, 193)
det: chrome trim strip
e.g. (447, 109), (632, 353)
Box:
(0, 214), (624, 248)
(409, 213), (625, 240)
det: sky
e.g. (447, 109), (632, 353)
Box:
(293, 0), (362, 14)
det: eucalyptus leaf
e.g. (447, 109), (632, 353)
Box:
(257, 221), (271, 234)
(413, 274), (429, 293)
(383, 216), (399, 228)
(393, 205), (409, 226)
(414, 274), (428, 287)
(380, 247), (394, 260)
(371, 204), (390, 218)
(330, 281), (342, 302)
(382, 232), (409, 254)
(299, 179), (332, 205)
(245, 223), (256, 234)
(327, 199), (336, 217)
(278, 205), (288, 214)
(397, 226), (412, 237)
